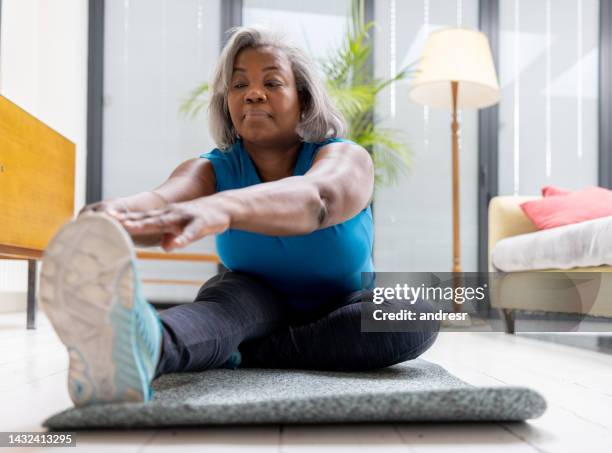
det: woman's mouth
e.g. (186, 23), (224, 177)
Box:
(244, 109), (272, 119)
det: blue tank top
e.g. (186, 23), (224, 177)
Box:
(200, 138), (374, 310)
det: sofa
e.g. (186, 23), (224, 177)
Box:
(488, 196), (612, 334)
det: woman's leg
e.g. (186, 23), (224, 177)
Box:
(154, 271), (287, 377)
(238, 290), (440, 371)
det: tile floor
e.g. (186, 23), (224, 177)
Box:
(1, 311), (611, 452)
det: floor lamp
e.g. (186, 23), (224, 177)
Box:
(409, 28), (500, 277)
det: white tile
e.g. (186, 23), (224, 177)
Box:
(0, 372), (71, 432)
(141, 427), (280, 452)
(421, 332), (612, 452)
(3, 314), (612, 452)
(500, 404), (612, 453)
(281, 425), (407, 452)
(394, 423), (538, 452)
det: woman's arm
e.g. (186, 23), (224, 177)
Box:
(213, 176), (324, 236)
(83, 157), (216, 247)
(150, 157), (217, 204)
(216, 142), (373, 235)
(118, 142), (373, 249)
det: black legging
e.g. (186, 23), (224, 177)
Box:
(154, 271), (440, 377)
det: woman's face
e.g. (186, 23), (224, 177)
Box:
(227, 46), (302, 146)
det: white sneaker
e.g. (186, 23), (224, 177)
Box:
(40, 213), (162, 406)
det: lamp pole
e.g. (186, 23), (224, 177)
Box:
(451, 81), (461, 274)
(408, 28), (500, 323)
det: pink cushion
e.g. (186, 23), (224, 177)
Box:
(541, 185), (572, 197)
(521, 186), (612, 230)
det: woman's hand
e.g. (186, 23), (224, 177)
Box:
(115, 198), (231, 251)
(78, 198), (165, 247)
(78, 198), (130, 218)
(78, 193), (171, 247)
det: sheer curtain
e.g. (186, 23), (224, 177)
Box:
(498, 0), (599, 195)
(103, 0), (221, 302)
(374, 0), (480, 272)
(242, 0), (351, 62)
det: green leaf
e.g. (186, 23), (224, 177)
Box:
(179, 82), (210, 118)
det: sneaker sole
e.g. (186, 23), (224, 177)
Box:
(40, 213), (151, 406)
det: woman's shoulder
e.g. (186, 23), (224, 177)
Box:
(199, 142), (244, 191)
(309, 136), (357, 147)
(301, 136), (358, 157)
(296, 137), (360, 175)
(199, 141), (241, 161)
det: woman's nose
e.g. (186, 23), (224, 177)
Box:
(245, 88), (266, 103)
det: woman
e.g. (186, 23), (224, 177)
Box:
(40, 25), (439, 407)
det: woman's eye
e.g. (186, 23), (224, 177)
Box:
(232, 81), (280, 89)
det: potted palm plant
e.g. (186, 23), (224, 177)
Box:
(181, 0), (413, 187)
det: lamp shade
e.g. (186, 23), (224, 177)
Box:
(409, 27), (500, 110)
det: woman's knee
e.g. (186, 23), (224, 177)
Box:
(324, 301), (439, 370)
(195, 271), (282, 307)
(367, 297), (440, 367)
(396, 328), (439, 361)
(196, 271), (253, 300)
(363, 328), (438, 370)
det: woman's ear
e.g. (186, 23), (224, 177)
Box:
(298, 90), (308, 118)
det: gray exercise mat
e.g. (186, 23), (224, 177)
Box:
(43, 359), (546, 429)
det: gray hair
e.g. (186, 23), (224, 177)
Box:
(208, 25), (347, 149)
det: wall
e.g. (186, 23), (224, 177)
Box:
(373, 0), (480, 272)
(498, 0), (599, 195)
(102, 0), (222, 302)
(0, 0), (88, 310)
